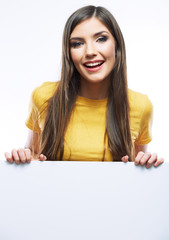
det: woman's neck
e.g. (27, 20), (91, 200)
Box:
(79, 79), (110, 100)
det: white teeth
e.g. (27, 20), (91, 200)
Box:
(85, 62), (103, 67)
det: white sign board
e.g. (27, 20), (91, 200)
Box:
(0, 161), (169, 240)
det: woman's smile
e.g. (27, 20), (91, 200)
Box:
(83, 60), (105, 72)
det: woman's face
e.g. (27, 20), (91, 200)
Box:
(70, 17), (116, 85)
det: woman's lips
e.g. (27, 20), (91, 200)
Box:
(83, 60), (104, 72)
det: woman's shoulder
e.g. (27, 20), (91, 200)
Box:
(128, 89), (153, 117)
(32, 81), (58, 99)
(31, 81), (59, 107)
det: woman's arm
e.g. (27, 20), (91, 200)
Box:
(121, 144), (164, 168)
(4, 130), (47, 164)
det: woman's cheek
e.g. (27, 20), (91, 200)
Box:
(70, 50), (83, 73)
(100, 43), (115, 58)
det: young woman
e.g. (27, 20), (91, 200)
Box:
(5, 5), (163, 168)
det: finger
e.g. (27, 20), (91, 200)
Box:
(24, 148), (32, 163)
(146, 153), (158, 168)
(153, 158), (164, 167)
(121, 155), (129, 162)
(140, 152), (151, 166)
(18, 148), (27, 163)
(4, 152), (14, 163)
(135, 151), (144, 165)
(11, 149), (20, 164)
(39, 154), (47, 161)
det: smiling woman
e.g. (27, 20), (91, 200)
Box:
(5, 5), (163, 167)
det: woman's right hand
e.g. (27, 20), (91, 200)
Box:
(4, 148), (47, 164)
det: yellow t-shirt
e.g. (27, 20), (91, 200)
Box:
(25, 81), (153, 161)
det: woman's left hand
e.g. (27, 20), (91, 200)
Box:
(121, 152), (164, 168)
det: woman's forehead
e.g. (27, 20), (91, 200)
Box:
(70, 17), (110, 38)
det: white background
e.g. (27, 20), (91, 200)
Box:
(0, 0), (169, 160)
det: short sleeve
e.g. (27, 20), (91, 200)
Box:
(25, 82), (58, 133)
(25, 90), (41, 133)
(135, 96), (153, 145)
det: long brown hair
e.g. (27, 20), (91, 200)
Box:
(40, 5), (133, 161)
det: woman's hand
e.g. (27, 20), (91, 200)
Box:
(134, 151), (164, 168)
(4, 148), (47, 164)
(5, 130), (47, 164)
(121, 152), (164, 168)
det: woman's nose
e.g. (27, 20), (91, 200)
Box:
(85, 42), (97, 57)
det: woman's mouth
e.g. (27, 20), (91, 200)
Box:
(84, 61), (104, 68)
(83, 61), (104, 72)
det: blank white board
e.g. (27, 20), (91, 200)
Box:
(0, 161), (169, 240)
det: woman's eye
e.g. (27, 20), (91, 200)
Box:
(97, 36), (108, 43)
(70, 41), (83, 48)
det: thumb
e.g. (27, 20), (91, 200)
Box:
(121, 155), (129, 162)
(39, 154), (47, 161)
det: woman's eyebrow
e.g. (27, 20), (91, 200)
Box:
(70, 37), (83, 41)
(70, 31), (109, 41)
(94, 31), (109, 37)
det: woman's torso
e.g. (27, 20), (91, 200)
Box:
(26, 82), (153, 161)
